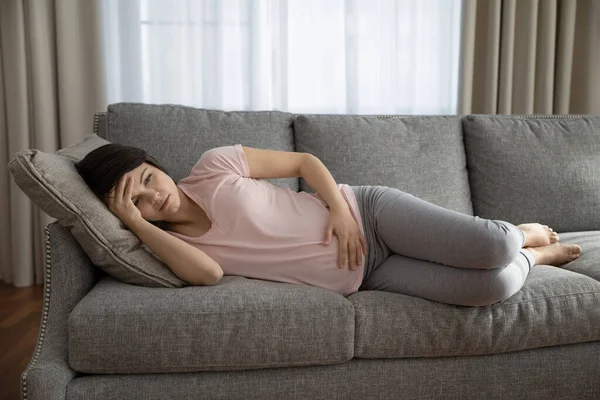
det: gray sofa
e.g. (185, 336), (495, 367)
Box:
(20, 104), (600, 399)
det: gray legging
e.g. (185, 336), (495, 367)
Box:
(350, 185), (536, 307)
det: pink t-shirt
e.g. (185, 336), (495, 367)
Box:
(167, 144), (366, 296)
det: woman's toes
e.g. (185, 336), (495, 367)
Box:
(566, 244), (582, 258)
(546, 226), (559, 242)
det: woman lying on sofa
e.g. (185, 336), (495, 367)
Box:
(75, 143), (583, 307)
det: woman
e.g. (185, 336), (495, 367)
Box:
(75, 143), (583, 307)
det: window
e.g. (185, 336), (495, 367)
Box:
(101, 0), (462, 114)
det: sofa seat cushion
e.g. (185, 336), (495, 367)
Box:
(352, 233), (600, 358)
(68, 276), (355, 374)
(554, 231), (600, 282)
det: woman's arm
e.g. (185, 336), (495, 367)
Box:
(128, 218), (223, 285)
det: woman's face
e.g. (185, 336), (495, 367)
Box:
(116, 162), (180, 221)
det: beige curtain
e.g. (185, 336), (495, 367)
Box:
(0, 0), (106, 287)
(459, 0), (600, 115)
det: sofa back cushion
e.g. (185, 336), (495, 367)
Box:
(103, 103), (298, 191)
(463, 115), (600, 232)
(294, 115), (473, 215)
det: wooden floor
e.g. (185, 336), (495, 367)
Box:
(0, 280), (44, 400)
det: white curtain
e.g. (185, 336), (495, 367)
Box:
(101, 0), (462, 114)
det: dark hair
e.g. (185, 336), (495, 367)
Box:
(75, 143), (172, 230)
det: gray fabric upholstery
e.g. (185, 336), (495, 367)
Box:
(68, 275), (354, 373)
(463, 115), (600, 232)
(66, 341), (600, 400)
(18, 108), (600, 399)
(21, 223), (102, 400)
(105, 102), (299, 191)
(8, 134), (188, 288)
(56, 133), (108, 161)
(94, 112), (107, 139)
(354, 263), (600, 358)
(556, 231), (600, 281)
(294, 115), (473, 215)
(67, 239), (600, 373)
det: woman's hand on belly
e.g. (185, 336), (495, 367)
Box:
(323, 207), (368, 271)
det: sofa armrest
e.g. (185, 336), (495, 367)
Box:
(21, 222), (103, 400)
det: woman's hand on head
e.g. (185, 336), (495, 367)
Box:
(106, 173), (143, 228)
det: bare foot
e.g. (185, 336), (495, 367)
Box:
(527, 243), (582, 266)
(518, 223), (559, 247)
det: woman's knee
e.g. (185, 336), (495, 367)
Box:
(480, 220), (524, 269)
(460, 267), (526, 307)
